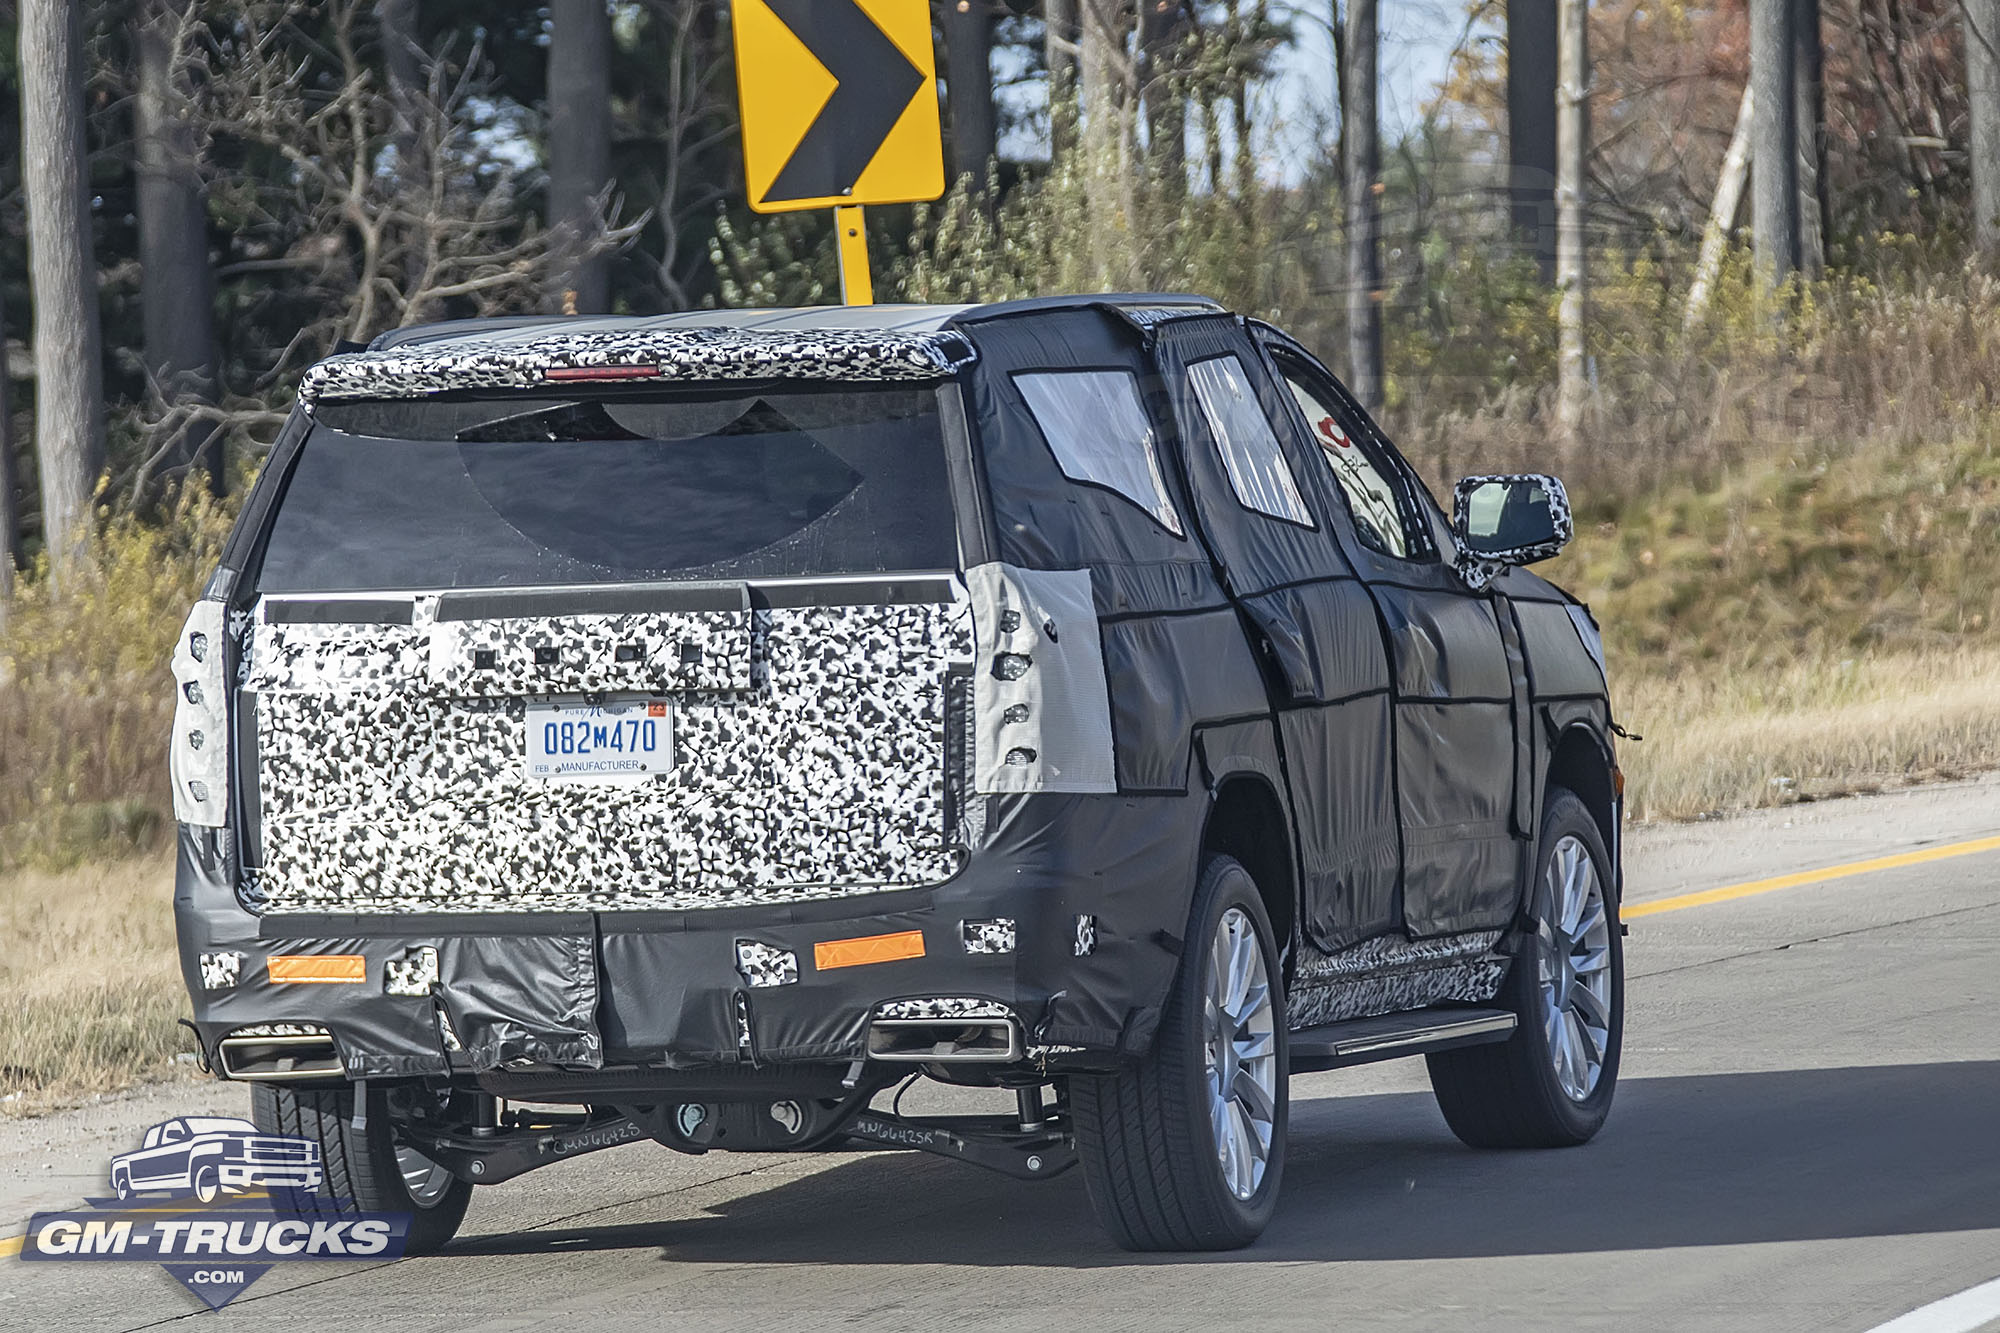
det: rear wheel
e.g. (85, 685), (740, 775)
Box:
(1427, 786), (1623, 1148)
(251, 1083), (471, 1256)
(1071, 854), (1288, 1251)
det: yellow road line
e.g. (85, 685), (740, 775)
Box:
(1625, 833), (2000, 919)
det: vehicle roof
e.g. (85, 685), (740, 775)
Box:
(367, 294), (1226, 353)
(299, 294), (1229, 407)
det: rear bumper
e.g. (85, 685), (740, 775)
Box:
(174, 795), (1195, 1083)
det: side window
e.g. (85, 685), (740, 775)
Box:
(1015, 370), (1185, 536)
(1278, 369), (1416, 559)
(1185, 355), (1314, 526)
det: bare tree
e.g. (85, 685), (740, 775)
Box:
(1751, 0), (1800, 292)
(944, 0), (997, 196)
(1508, 0), (1559, 280)
(201, 3), (607, 384)
(1969, 0), (2000, 256)
(1794, 0), (1826, 276)
(547, 0), (614, 314)
(1139, 0), (1190, 191)
(137, 0), (224, 495)
(1555, 0), (1589, 440)
(1342, 0), (1383, 410)
(0, 288), (19, 626)
(20, 0), (106, 585)
(1685, 82), (1755, 329)
(1047, 0), (1078, 157)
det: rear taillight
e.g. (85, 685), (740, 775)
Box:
(170, 599), (228, 827)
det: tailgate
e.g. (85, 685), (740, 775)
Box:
(242, 579), (971, 914)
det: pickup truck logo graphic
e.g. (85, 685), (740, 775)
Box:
(106, 1116), (323, 1204)
(21, 1118), (403, 1311)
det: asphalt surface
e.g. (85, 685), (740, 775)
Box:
(5, 779), (2000, 1332)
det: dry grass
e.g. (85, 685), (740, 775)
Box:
(0, 851), (192, 1115)
(1617, 647), (2000, 821)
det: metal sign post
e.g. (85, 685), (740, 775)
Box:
(834, 205), (873, 306)
(733, 0), (944, 306)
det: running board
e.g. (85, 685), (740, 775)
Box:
(1288, 1007), (1517, 1075)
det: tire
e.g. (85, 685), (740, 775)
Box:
(1071, 854), (1289, 1251)
(251, 1083), (471, 1256)
(111, 1168), (132, 1201)
(192, 1163), (220, 1204)
(1427, 786), (1624, 1149)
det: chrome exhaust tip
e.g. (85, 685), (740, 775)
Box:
(866, 1017), (1024, 1063)
(217, 1030), (342, 1082)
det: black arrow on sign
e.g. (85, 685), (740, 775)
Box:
(759, 0), (926, 205)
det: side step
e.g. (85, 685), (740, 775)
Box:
(1288, 1007), (1517, 1075)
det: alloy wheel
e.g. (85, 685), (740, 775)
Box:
(1202, 906), (1279, 1201)
(1537, 834), (1614, 1102)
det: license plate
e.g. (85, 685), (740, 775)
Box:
(525, 701), (674, 780)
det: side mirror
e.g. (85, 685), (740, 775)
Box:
(1452, 473), (1572, 566)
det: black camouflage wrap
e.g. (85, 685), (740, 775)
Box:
(175, 300), (1614, 1091)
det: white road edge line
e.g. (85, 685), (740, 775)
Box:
(1862, 1276), (2000, 1333)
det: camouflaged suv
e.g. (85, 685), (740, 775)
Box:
(174, 295), (1624, 1253)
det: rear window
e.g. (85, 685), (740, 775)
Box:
(255, 387), (958, 593)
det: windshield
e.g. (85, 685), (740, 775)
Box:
(254, 386), (958, 593)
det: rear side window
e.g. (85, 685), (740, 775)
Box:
(1014, 370), (1184, 536)
(1186, 355), (1313, 526)
(255, 387), (958, 593)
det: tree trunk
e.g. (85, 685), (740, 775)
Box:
(0, 288), (19, 625)
(377, 0), (422, 179)
(1342, 0), (1382, 411)
(1078, 0), (1128, 284)
(1139, 0), (1187, 192)
(1794, 0), (1825, 277)
(547, 0), (613, 315)
(137, 0), (223, 495)
(20, 0), (106, 586)
(1507, 0), (1559, 281)
(1968, 0), (2000, 257)
(1555, 0), (1589, 441)
(1685, 81), (1755, 330)
(944, 0), (997, 196)
(1750, 0), (1799, 293)
(1046, 0), (1078, 160)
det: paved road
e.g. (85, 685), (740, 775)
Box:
(5, 779), (2000, 1331)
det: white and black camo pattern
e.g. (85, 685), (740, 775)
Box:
(734, 940), (799, 988)
(297, 327), (975, 406)
(1451, 473), (1574, 590)
(875, 998), (1015, 1021)
(958, 919), (1016, 955)
(1073, 914), (1097, 957)
(198, 951), (243, 991)
(227, 1022), (329, 1038)
(247, 594), (974, 914)
(382, 946), (440, 997)
(1287, 930), (1508, 1031)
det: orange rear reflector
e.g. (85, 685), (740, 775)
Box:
(267, 954), (367, 984)
(813, 930), (925, 971)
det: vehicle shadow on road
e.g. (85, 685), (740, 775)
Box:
(444, 1060), (2000, 1267)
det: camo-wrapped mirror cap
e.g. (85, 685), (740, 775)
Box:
(1450, 474), (1573, 589)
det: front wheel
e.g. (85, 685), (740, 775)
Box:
(251, 1083), (472, 1256)
(1428, 785), (1624, 1148)
(1070, 854), (1289, 1251)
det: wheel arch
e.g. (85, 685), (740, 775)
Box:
(1199, 773), (1298, 968)
(1545, 723), (1617, 884)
